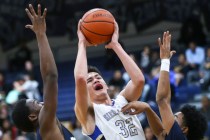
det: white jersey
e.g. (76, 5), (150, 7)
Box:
(88, 95), (146, 140)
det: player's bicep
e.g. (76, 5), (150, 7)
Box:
(157, 99), (175, 134)
(120, 81), (142, 102)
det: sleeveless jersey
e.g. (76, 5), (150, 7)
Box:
(36, 122), (75, 140)
(87, 95), (146, 140)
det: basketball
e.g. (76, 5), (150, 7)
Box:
(81, 8), (115, 45)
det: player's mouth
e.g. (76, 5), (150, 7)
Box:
(94, 83), (103, 91)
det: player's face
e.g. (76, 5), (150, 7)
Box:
(87, 72), (109, 103)
(26, 99), (43, 114)
(174, 112), (185, 127)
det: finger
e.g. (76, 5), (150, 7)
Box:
(170, 50), (176, 58)
(121, 104), (132, 112)
(129, 110), (139, 115)
(168, 34), (172, 48)
(121, 104), (129, 112)
(164, 32), (168, 48)
(38, 4), (41, 17)
(42, 8), (47, 18)
(113, 20), (119, 33)
(165, 31), (169, 48)
(158, 38), (162, 47)
(25, 25), (33, 30)
(25, 8), (33, 21)
(78, 19), (82, 31)
(162, 32), (166, 45)
(29, 4), (37, 16)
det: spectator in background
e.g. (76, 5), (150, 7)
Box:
(173, 54), (189, 87)
(108, 85), (119, 99)
(1, 119), (16, 140)
(14, 74), (41, 101)
(199, 48), (210, 91)
(140, 46), (150, 73)
(199, 96), (210, 121)
(185, 41), (205, 85)
(0, 72), (6, 100)
(0, 102), (9, 120)
(24, 61), (35, 80)
(122, 53), (138, 83)
(15, 43), (32, 71)
(108, 70), (125, 91)
(147, 51), (161, 75)
(9, 42), (32, 72)
(5, 78), (25, 105)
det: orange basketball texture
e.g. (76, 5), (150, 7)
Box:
(81, 9), (115, 45)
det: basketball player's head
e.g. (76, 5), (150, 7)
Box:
(174, 105), (207, 140)
(87, 66), (109, 104)
(12, 99), (43, 132)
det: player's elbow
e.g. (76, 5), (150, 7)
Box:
(156, 96), (168, 105)
(135, 76), (145, 87)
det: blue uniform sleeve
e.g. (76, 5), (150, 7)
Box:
(165, 121), (187, 140)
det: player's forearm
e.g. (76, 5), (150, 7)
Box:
(74, 41), (88, 79)
(112, 43), (144, 85)
(36, 33), (58, 80)
(156, 60), (171, 103)
(145, 106), (164, 137)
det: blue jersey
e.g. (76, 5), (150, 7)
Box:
(165, 121), (187, 140)
(36, 123), (75, 140)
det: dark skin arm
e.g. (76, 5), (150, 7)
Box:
(156, 31), (176, 134)
(25, 4), (60, 139)
(121, 101), (164, 138)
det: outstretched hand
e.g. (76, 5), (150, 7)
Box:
(105, 20), (119, 49)
(121, 101), (149, 115)
(158, 31), (176, 59)
(25, 4), (47, 35)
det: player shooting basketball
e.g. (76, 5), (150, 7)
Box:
(74, 16), (164, 139)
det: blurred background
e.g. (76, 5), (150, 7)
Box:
(0, 0), (210, 139)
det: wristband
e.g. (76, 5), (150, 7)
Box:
(160, 59), (170, 72)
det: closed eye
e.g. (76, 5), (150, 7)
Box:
(87, 78), (93, 83)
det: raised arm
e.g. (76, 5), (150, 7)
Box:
(121, 101), (164, 137)
(105, 21), (144, 102)
(25, 4), (58, 129)
(156, 31), (176, 134)
(74, 20), (92, 130)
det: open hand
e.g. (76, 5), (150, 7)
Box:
(158, 31), (176, 59)
(25, 4), (47, 35)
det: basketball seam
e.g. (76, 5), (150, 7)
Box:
(82, 9), (113, 22)
(81, 24), (113, 36)
(81, 27), (93, 44)
(83, 21), (114, 24)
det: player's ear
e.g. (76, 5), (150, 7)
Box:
(28, 114), (38, 122)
